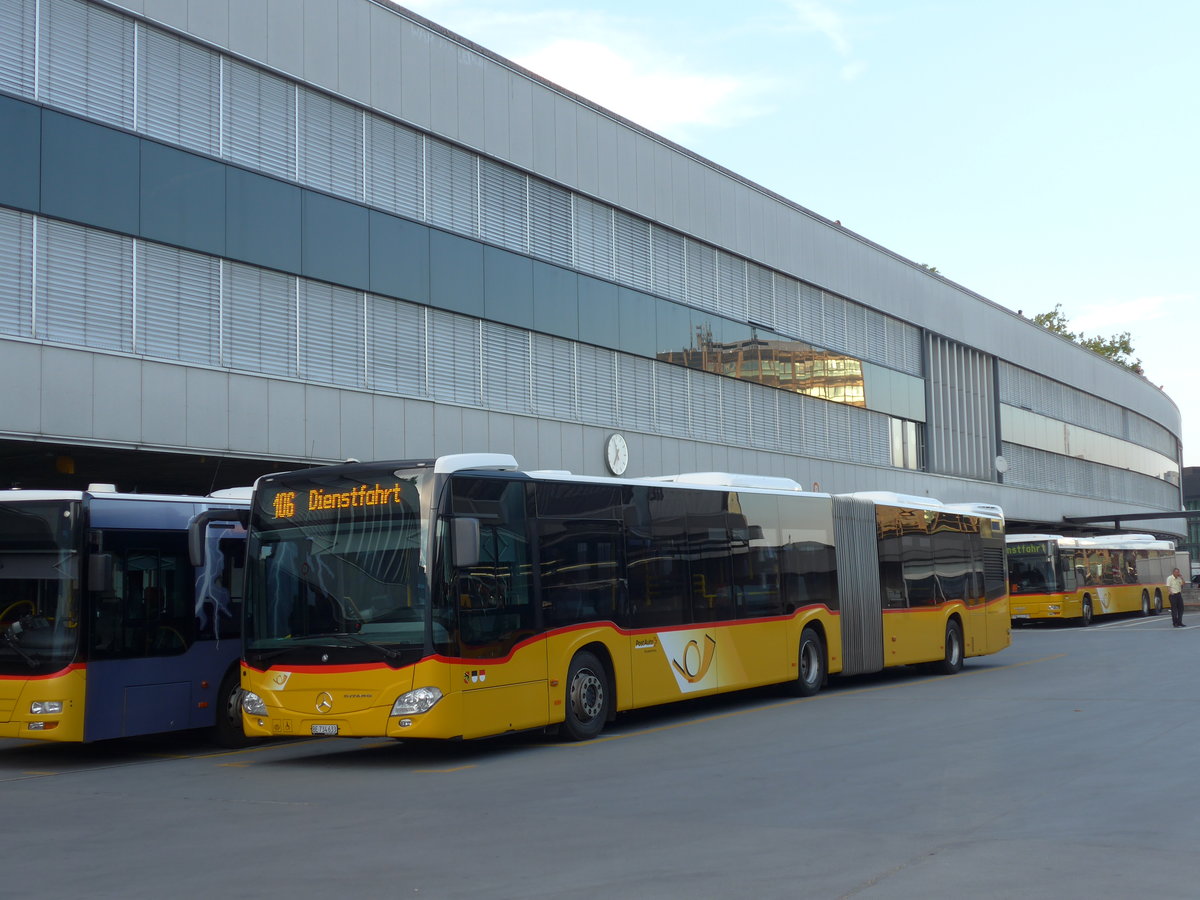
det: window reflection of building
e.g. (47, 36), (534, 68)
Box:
(659, 327), (866, 408)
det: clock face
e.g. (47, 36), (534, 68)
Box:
(605, 433), (629, 475)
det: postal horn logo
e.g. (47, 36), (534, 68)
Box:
(671, 635), (717, 684)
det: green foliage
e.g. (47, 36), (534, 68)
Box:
(1031, 304), (1143, 374)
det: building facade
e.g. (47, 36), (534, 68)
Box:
(0, 0), (1184, 536)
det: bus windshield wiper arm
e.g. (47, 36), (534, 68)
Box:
(323, 632), (402, 661)
(1, 631), (39, 668)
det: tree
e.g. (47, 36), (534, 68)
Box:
(1031, 304), (1143, 374)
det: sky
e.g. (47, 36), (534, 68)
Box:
(401, 0), (1199, 465)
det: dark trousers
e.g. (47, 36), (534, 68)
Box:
(1170, 592), (1184, 626)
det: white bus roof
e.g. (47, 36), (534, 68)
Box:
(0, 488), (251, 505)
(1008, 533), (1174, 551)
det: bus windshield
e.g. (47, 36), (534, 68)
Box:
(1007, 541), (1060, 594)
(245, 467), (434, 667)
(0, 500), (81, 673)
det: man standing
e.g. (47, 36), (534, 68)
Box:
(1167, 567), (1185, 628)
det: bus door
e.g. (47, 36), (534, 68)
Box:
(448, 477), (545, 738)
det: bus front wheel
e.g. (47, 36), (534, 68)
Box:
(213, 667), (250, 748)
(785, 626), (825, 697)
(1141, 591), (1151, 617)
(561, 651), (609, 741)
(932, 620), (964, 675)
(1079, 596), (1094, 628)
(1153, 592), (1163, 615)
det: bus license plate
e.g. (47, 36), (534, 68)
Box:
(311, 723), (339, 735)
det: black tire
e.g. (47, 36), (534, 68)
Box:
(1079, 595), (1094, 628)
(561, 651), (609, 741)
(1140, 591), (1150, 617)
(213, 666), (250, 748)
(783, 626), (826, 697)
(1153, 592), (1163, 615)
(932, 619), (964, 675)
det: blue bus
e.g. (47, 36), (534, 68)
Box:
(0, 485), (249, 744)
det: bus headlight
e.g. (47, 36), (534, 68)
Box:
(241, 691), (267, 716)
(30, 701), (63, 715)
(391, 687), (443, 716)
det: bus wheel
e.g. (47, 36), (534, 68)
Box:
(562, 651), (609, 741)
(785, 627), (825, 697)
(1153, 592), (1163, 615)
(1079, 596), (1094, 628)
(213, 668), (250, 748)
(1140, 591), (1151, 617)
(932, 620), (964, 675)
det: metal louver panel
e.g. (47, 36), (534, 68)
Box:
(426, 139), (478, 237)
(365, 115), (424, 220)
(797, 281), (823, 344)
(223, 58), (296, 180)
(137, 26), (219, 156)
(651, 226), (686, 304)
(845, 301), (866, 358)
(528, 179), (572, 266)
(40, 0), (134, 128)
(574, 197), (613, 280)
(832, 494), (883, 676)
(614, 211), (652, 292)
(0, 208), (33, 337)
(684, 239), (718, 312)
(746, 263), (775, 330)
(479, 158), (529, 253)
(689, 369), (722, 441)
(222, 263), (296, 376)
(577, 343), (616, 425)
(427, 310), (481, 406)
(617, 354), (655, 433)
(300, 281), (364, 387)
(716, 250), (747, 321)
(531, 333), (577, 420)
(482, 322), (531, 413)
(654, 361), (689, 436)
(821, 290), (847, 353)
(299, 88), (364, 200)
(722, 379), (751, 448)
(135, 242), (220, 365)
(774, 275), (800, 339)
(366, 294), (425, 397)
(0, 0), (36, 98)
(748, 382), (779, 449)
(37, 220), (132, 351)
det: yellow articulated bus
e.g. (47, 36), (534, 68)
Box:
(233, 454), (1009, 742)
(1007, 533), (1175, 626)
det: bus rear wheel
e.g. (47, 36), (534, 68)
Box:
(1140, 591), (1151, 617)
(1079, 596), (1094, 628)
(932, 619), (964, 675)
(785, 626), (825, 697)
(1153, 592), (1163, 615)
(561, 651), (609, 741)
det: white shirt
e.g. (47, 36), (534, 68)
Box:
(1167, 573), (1184, 595)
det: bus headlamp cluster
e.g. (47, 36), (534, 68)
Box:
(391, 687), (442, 716)
(241, 691), (267, 716)
(30, 701), (63, 715)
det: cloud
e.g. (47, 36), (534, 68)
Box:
(1071, 294), (1180, 334)
(783, 0), (854, 55)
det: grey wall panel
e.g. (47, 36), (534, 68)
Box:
(535, 418), (561, 469)
(370, 394), (409, 459)
(265, 0), (304, 79)
(595, 117), (618, 202)
(553, 95), (578, 189)
(336, 0), (371, 100)
(560, 422), (584, 472)
(506, 72), (533, 172)
(399, 18), (432, 128)
(486, 411), (515, 457)
(92, 354), (141, 440)
(529, 88), (556, 180)
(303, 384), (342, 459)
(651, 143), (673, 229)
(427, 37), (458, 141)
(267, 380), (306, 456)
(513, 415), (541, 469)
(433, 402), (463, 453)
(633, 137), (656, 222)
(615, 127), (639, 212)
(140, 361), (187, 446)
(41, 348), (93, 438)
(183, 0), (227, 47)
(224, 374), (266, 453)
(301, 0), (338, 90)
(337, 390), (374, 461)
(368, 3), (402, 118)
(575, 108), (598, 198)
(227, 0), (268, 61)
(456, 46), (485, 152)
(482, 64), (511, 162)
(0, 340), (41, 433)
(140, 0), (183, 28)
(461, 407), (487, 452)
(394, 399), (434, 460)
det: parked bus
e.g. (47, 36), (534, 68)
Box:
(0, 486), (249, 743)
(231, 454), (1009, 742)
(1007, 533), (1175, 626)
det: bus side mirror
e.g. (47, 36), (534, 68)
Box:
(452, 518), (481, 568)
(188, 508), (250, 566)
(88, 554), (113, 593)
